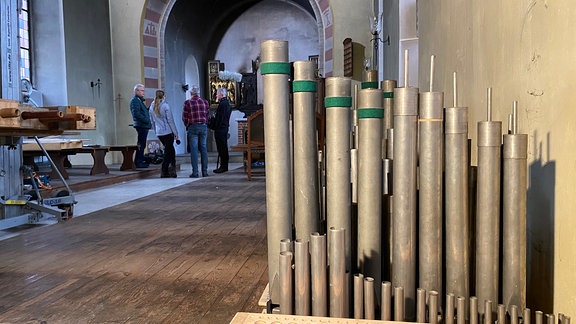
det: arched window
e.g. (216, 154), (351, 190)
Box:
(18, 0), (31, 81)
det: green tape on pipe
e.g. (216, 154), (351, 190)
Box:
(357, 108), (384, 119)
(324, 96), (352, 108)
(260, 62), (291, 75)
(361, 81), (379, 89)
(383, 92), (394, 98)
(292, 80), (317, 92)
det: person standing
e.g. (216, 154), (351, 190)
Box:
(149, 90), (179, 178)
(130, 84), (151, 168)
(213, 87), (232, 173)
(182, 85), (210, 178)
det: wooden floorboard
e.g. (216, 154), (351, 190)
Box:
(0, 168), (269, 323)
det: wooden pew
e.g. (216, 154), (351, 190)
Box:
(109, 145), (138, 171)
(77, 145), (110, 175)
(22, 140), (111, 178)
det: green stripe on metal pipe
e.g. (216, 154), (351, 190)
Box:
(292, 80), (317, 92)
(260, 62), (291, 75)
(325, 96), (352, 108)
(361, 82), (379, 89)
(357, 108), (384, 119)
(383, 92), (394, 98)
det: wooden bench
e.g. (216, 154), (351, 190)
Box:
(78, 146), (110, 175)
(109, 145), (138, 171)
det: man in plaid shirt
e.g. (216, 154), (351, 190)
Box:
(182, 85), (210, 178)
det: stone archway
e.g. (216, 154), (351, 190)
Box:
(140, 0), (333, 93)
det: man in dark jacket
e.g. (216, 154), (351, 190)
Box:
(213, 87), (232, 173)
(130, 84), (152, 168)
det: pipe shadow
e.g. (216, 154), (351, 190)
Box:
(526, 131), (554, 313)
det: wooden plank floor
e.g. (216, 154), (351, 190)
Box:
(0, 168), (269, 323)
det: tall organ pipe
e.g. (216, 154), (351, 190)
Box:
(329, 227), (347, 318)
(325, 77), (352, 275)
(293, 61), (320, 241)
(476, 88), (502, 313)
(357, 88), (384, 300)
(310, 232), (327, 316)
(294, 239), (311, 316)
(351, 85), (359, 204)
(392, 50), (419, 320)
(382, 80), (396, 285)
(418, 55), (444, 301)
(444, 72), (470, 303)
(503, 102), (528, 311)
(260, 40), (293, 304)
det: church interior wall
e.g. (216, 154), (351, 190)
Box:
(214, 0), (320, 107)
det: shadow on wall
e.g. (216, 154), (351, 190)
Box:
(526, 131), (554, 313)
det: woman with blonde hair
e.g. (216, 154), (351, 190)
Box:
(149, 90), (179, 177)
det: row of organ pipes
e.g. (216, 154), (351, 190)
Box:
(259, 40), (571, 322)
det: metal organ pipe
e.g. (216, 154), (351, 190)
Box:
(351, 85), (359, 204)
(476, 88), (502, 313)
(279, 251), (293, 315)
(357, 87), (384, 300)
(503, 101), (528, 311)
(470, 297), (479, 324)
(324, 77), (352, 276)
(444, 72), (470, 304)
(364, 277), (375, 320)
(294, 239), (310, 316)
(382, 80), (396, 285)
(446, 293), (455, 324)
(381, 281), (392, 320)
(416, 288), (427, 323)
(418, 55), (444, 302)
(381, 80), (396, 158)
(429, 291), (439, 324)
(260, 40), (293, 304)
(353, 273), (364, 319)
(292, 61), (320, 242)
(310, 232), (327, 316)
(329, 227), (346, 318)
(395, 286), (405, 321)
(392, 49), (418, 320)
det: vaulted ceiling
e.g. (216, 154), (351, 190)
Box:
(168, 0), (315, 59)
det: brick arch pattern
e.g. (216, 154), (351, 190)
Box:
(141, 0), (333, 94)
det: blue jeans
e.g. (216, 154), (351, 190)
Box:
(134, 126), (149, 166)
(187, 124), (208, 174)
